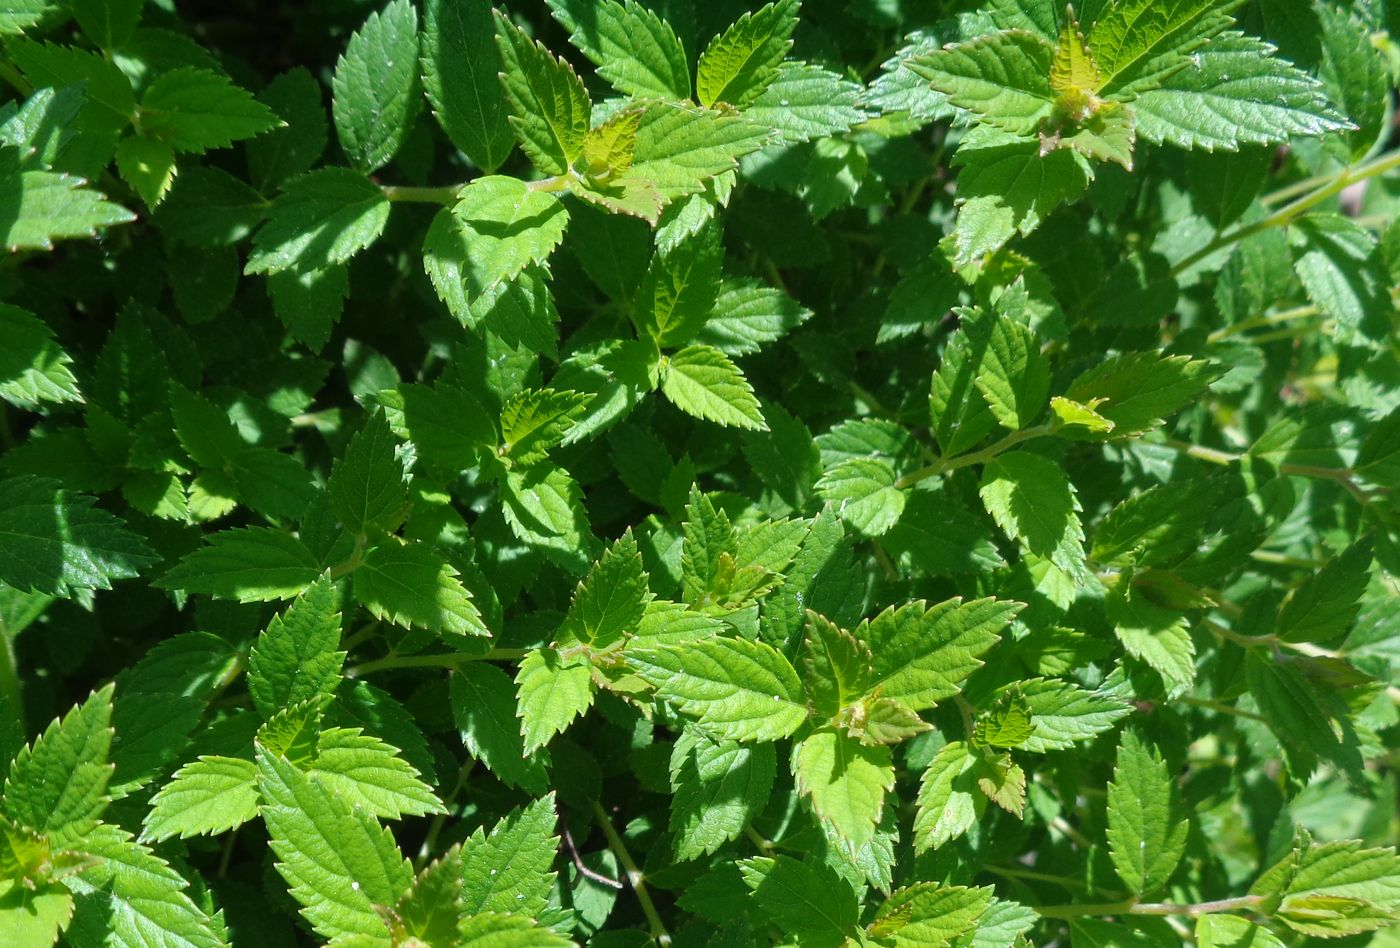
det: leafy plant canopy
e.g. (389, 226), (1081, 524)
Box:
(1, 0), (1399, 945)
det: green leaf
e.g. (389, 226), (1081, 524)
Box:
(2, 685), (113, 849)
(815, 457), (904, 538)
(1316, 4), (1388, 160)
(141, 755), (259, 842)
(918, 739), (985, 851)
(424, 176), (569, 302)
(515, 647), (594, 754)
(1066, 351), (1221, 436)
(421, 0), (514, 173)
(979, 451), (1087, 579)
(631, 636), (809, 742)
(1245, 650), (1363, 781)
(866, 598), (1016, 711)
(500, 463), (597, 573)
(353, 541), (488, 639)
(670, 728), (775, 860)
(392, 846), (462, 947)
(450, 663), (549, 792)
(930, 309), (1000, 454)
(662, 344), (767, 431)
(330, 410), (408, 534)
(1290, 214), (1391, 344)
(795, 729), (894, 848)
(501, 388), (590, 466)
(1276, 540), (1371, 646)
(1106, 729), (1188, 894)
(64, 823), (225, 948)
(954, 128), (1090, 249)
(332, 0), (420, 172)
(1266, 836), (1400, 938)
(308, 727), (444, 820)
(907, 30), (1055, 135)
(256, 747), (412, 944)
(114, 135), (176, 208)
(1087, 0), (1236, 98)
(0, 0), (56, 35)
(1105, 583), (1196, 694)
(492, 10), (590, 175)
(559, 530), (648, 648)
(744, 61), (867, 145)
(0, 476), (155, 597)
(696, 0), (799, 108)
(376, 381), (495, 472)
(153, 166), (268, 247)
(0, 304), (80, 409)
(159, 527), (320, 603)
(1013, 678), (1132, 752)
(140, 67), (280, 154)
(870, 883), (992, 947)
(0, 170), (134, 251)
(0, 878), (73, 946)
(246, 167), (390, 275)
(968, 307), (1049, 431)
(629, 102), (770, 202)
(69, 0), (142, 48)
(1133, 32), (1352, 151)
(738, 854), (859, 945)
(633, 225), (723, 348)
(247, 578), (344, 720)
(460, 793), (559, 918)
(566, 0), (690, 100)
(247, 67), (329, 192)
(1195, 915), (1287, 948)
(697, 277), (811, 356)
(458, 913), (573, 946)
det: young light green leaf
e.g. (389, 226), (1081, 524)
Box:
(421, 0), (514, 172)
(308, 727), (444, 820)
(64, 823), (225, 948)
(907, 30), (1055, 135)
(2, 684), (113, 849)
(492, 10), (590, 175)
(630, 636), (809, 742)
(662, 344), (767, 431)
(247, 578), (344, 720)
(461, 793), (559, 918)
(159, 526), (321, 602)
(140, 67), (280, 154)
(332, 0), (421, 172)
(795, 729), (894, 848)
(0, 304), (81, 409)
(500, 389), (589, 467)
(142, 755), (259, 842)
(246, 167), (390, 275)
(629, 102), (769, 201)
(559, 530), (648, 648)
(1106, 729), (1188, 894)
(515, 647), (594, 754)
(257, 747), (413, 944)
(670, 728), (775, 861)
(1087, 0), (1235, 98)
(353, 541), (488, 639)
(1268, 837), (1400, 938)
(696, 0), (799, 109)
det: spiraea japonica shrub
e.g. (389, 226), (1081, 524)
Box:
(1, 0), (1400, 944)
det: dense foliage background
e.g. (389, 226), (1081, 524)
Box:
(2, 0), (1400, 945)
